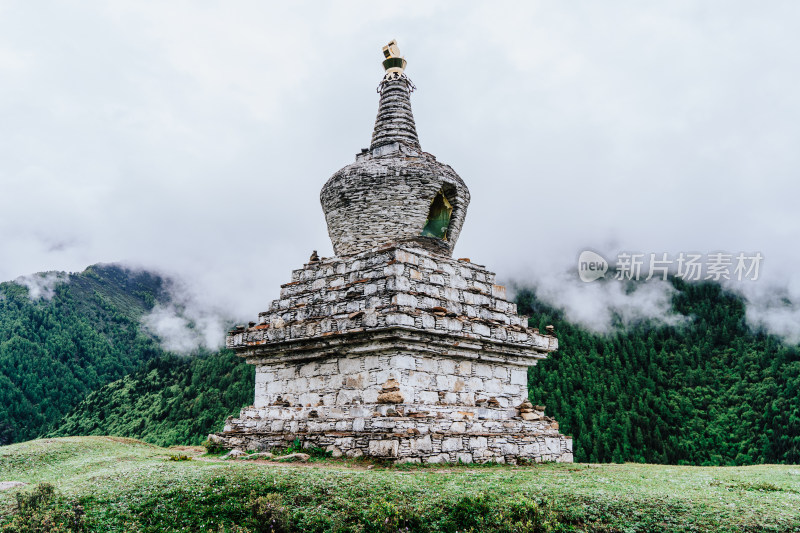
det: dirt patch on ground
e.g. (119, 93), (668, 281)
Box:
(103, 436), (159, 447)
(168, 446), (205, 456)
(194, 455), (374, 470)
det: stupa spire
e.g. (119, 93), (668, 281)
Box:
(370, 40), (420, 151)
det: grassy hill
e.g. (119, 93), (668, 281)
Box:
(0, 264), (254, 448)
(0, 264), (170, 444)
(48, 350), (253, 446)
(1, 437), (798, 532)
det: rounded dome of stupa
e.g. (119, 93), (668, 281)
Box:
(320, 41), (470, 257)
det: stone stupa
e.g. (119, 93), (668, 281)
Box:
(212, 41), (573, 464)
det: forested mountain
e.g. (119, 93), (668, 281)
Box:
(524, 279), (800, 465)
(0, 264), (252, 448)
(49, 349), (253, 446)
(2, 263), (798, 465)
(0, 264), (169, 444)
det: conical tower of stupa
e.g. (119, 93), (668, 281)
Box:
(214, 41), (573, 464)
(321, 41), (469, 258)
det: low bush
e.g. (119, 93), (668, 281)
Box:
(166, 454), (193, 461)
(1, 483), (86, 533)
(202, 438), (225, 455)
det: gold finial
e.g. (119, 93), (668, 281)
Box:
(381, 39), (406, 74)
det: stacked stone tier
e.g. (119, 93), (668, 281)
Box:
(216, 403), (573, 464)
(220, 246), (571, 463)
(370, 75), (420, 150)
(247, 351), (537, 410)
(227, 245), (556, 355)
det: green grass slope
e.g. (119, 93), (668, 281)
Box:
(49, 350), (254, 446)
(1, 437), (799, 532)
(0, 265), (170, 444)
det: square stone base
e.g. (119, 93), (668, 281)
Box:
(212, 403), (573, 464)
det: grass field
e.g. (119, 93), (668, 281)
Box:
(1, 437), (799, 532)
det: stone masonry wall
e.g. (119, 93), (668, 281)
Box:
(215, 401), (572, 464)
(221, 248), (570, 463)
(253, 352), (531, 410)
(228, 245), (555, 357)
(370, 75), (420, 151)
(321, 152), (471, 257)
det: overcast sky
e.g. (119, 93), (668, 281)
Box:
(2, 2), (799, 347)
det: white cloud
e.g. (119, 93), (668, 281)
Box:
(140, 275), (230, 353)
(514, 271), (682, 333)
(15, 272), (67, 301)
(0, 2), (799, 342)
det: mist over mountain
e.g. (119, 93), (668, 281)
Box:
(2, 3), (800, 354)
(523, 280), (800, 465)
(1, 263), (795, 464)
(0, 264), (244, 445)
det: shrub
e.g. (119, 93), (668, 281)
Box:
(1, 483), (85, 533)
(167, 454), (193, 461)
(202, 438), (225, 454)
(441, 493), (561, 533)
(248, 492), (290, 533)
(357, 498), (422, 532)
(216, 524), (253, 533)
(495, 496), (560, 532)
(447, 493), (494, 531)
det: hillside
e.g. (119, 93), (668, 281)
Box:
(3, 262), (799, 465)
(524, 279), (800, 465)
(49, 350), (253, 446)
(0, 264), (253, 448)
(1, 437), (798, 532)
(0, 264), (171, 444)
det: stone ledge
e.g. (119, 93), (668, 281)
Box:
(211, 428), (573, 464)
(234, 326), (554, 366)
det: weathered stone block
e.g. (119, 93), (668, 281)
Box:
(436, 374), (457, 391)
(545, 437), (561, 454)
(386, 313), (415, 326)
(456, 452), (473, 464)
(418, 391), (438, 404)
(450, 421), (466, 433)
(510, 369), (528, 386)
(390, 355), (416, 370)
(299, 363), (317, 377)
(469, 436), (487, 448)
(441, 437), (462, 452)
(392, 293), (418, 307)
(338, 357), (364, 374)
(442, 392), (458, 404)
(364, 356), (381, 369)
(408, 371), (433, 388)
(337, 389), (362, 404)
(410, 434), (432, 454)
(439, 359), (456, 374)
(472, 323), (490, 336)
(417, 358), (437, 373)
(475, 363), (493, 378)
(369, 439), (399, 457)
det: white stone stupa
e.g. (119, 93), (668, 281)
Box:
(212, 41), (573, 464)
